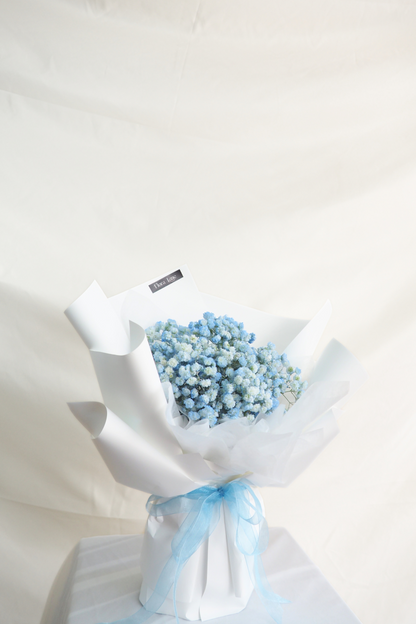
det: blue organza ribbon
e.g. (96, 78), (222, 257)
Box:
(102, 481), (289, 624)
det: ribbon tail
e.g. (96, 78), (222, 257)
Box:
(226, 481), (290, 624)
(251, 552), (291, 624)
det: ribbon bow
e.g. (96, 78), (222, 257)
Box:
(103, 481), (288, 623)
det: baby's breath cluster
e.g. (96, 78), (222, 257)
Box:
(146, 312), (307, 427)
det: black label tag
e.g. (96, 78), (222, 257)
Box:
(149, 269), (184, 293)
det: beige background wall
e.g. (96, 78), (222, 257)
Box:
(1, 1), (415, 622)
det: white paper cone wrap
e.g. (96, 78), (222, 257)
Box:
(65, 267), (368, 621)
(65, 268), (367, 495)
(139, 490), (262, 621)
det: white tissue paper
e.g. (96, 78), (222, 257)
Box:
(65, 265), (367, 621)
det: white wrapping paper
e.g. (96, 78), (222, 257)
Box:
(65, 266), (367, 621)
(139, 496), (257, 621)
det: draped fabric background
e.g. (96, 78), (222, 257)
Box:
(1, 1), (415, 623)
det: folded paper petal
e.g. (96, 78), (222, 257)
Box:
(66, 284), (181, 458)
(309, 338), (368, 407)
(110, 265), (206, 328)
(65, 281), (130, 354)
(68, 402), (196, 497)
(90, 321), (180, 457)
(284, 300), (332, 372)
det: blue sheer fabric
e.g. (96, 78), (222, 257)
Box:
(102, 481), (289, 624)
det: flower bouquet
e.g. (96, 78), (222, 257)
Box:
(65, 266), (366, 624)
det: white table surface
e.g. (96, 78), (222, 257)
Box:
(41, 528), (362, 624)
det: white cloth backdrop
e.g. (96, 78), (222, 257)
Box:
(1, 1), (415, 623)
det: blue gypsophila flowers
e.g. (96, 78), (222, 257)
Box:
(146, 313), (308, 427)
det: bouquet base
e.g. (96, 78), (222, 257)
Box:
(41, 528), (362, 624)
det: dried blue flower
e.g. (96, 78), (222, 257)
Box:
(146, 312), (307, 427)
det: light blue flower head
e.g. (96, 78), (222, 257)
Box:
(146, 312), (307, 427)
